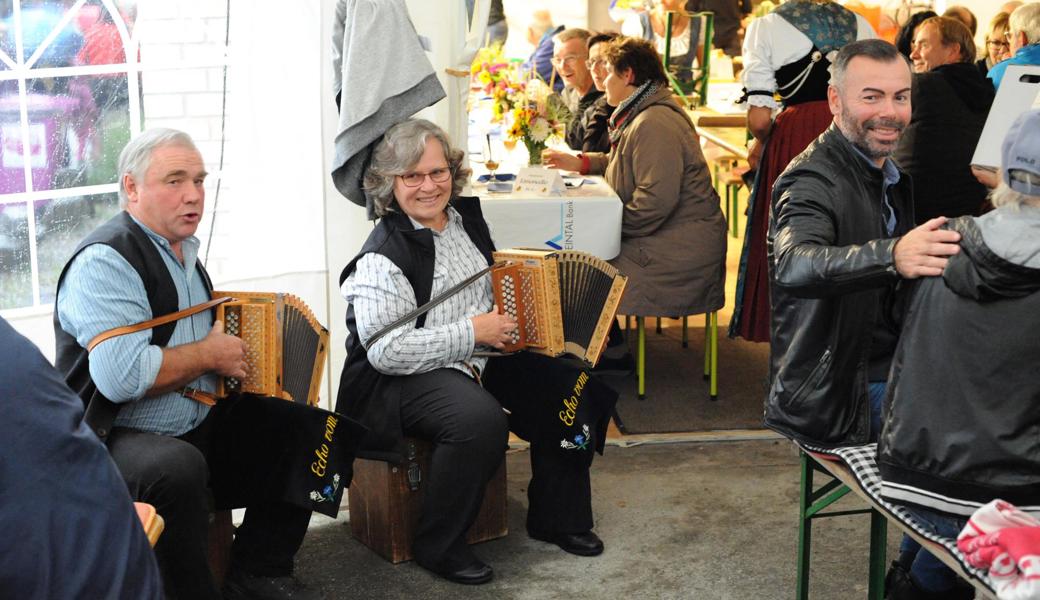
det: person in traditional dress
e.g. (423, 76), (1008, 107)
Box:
(729, 0), (875, 343)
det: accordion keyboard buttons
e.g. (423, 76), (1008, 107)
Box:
(519, 272), (539, 344)
(501, 275), (521, 344)
(224, 309), (241, 390)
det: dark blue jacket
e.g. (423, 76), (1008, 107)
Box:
(0, 317), (162, 599)
(522, 25), (565, 92)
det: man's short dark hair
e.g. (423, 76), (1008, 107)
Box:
(587, 31), (619, 50)
(829, 39), (910, 91)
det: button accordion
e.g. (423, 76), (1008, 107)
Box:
(213, 291), (329, 405)
(489, 249), (627, 366)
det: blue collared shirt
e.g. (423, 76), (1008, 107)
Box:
(57, 214), (215, 436)
(849, 143), (901, 236)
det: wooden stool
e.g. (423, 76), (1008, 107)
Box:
(722, 165), (750, 238)
(348, 438), (508, 563)
(208, 509), (234, 586)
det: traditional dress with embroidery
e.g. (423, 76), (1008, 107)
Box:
(730, 1), (873, 342)
(623, 12), (700, 92)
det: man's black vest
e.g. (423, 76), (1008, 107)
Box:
(53, 211), (213, 439)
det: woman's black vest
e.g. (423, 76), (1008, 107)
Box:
(334, 197), (495, 463)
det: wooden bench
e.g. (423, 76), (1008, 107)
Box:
(348, 438), (508, 563)
(796, 444), (997, 600)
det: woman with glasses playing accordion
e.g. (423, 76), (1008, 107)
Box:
(336, 119), (617, 585)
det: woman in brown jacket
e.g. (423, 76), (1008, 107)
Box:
(544, 37), (726, 318)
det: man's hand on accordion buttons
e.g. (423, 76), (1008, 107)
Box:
(205, 320), (248, 379)
(471, 306), (518, 350)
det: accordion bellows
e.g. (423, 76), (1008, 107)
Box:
(213, 291), (329, 406)
(491, 249), (627, 366)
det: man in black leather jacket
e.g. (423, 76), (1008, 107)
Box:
(877, 109), (1040, 600)
(764, 39), (962, 448)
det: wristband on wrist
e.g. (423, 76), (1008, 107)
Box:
(578, 153), (590, 175)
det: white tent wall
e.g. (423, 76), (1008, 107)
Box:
(5, 0), (348, 409)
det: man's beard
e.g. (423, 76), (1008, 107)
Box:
(840, 107), (906, 161)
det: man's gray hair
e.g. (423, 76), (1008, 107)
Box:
(117, 128), (199, 208)
(554, 28), (591, 46)
(1010, 3), (1040, 46)
(829, 39), (910, 91)
(363, 119), (471, 217)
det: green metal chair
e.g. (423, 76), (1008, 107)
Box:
(796, 451), (887, 600)
(628, 313), (718, 401)
(663, 10), (714, 107)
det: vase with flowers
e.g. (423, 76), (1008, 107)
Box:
(504, 79), (568, 166)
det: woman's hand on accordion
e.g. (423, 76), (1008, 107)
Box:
(204, 320), (248, 379)
(471, 306), (518, 350)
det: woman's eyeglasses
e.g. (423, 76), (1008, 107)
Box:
(398, 168), (452, 187)
(585, 58), (605, 70)
(987, 39), (1010, 50)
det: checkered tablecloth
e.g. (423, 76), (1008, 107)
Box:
(799, 442), (995, 594)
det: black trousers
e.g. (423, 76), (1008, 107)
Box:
(399, 367), (594, 571)
(107, 406), (312, 600)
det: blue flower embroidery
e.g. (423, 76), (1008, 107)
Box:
(560, 425), (591, 451)
(309, 474), (341, 503)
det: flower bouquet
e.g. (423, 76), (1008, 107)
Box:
(504, 78), (569, 166)
(471, 43), (521, 121)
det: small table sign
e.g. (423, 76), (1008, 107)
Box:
(513, 167), (566, 195)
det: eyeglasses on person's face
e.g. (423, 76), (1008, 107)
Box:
(551, 54), (585, 67)
(585, 58), (606, 70)
(397, 167), (452, 187)
(987, 39), (1010, 49)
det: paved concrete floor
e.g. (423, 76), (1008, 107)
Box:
(295, 438), (901, 599)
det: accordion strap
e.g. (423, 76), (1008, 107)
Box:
(366, 262), (506, 350)
(86, 296), (234, 352)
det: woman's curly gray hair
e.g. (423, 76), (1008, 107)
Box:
(364, 119), (471, 217)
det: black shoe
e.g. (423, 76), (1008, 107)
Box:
(528, 529), (604, 556)
(884, 561), (973, 600)
(425, 559), (494, 585)
(593, 353), (635, 374)
(222, 569), (321, 600)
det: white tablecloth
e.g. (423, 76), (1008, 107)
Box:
(472, 176), (622, 260)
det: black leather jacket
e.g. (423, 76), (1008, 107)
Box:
(878, 215), (1040, 515)
(764, 124), (913, 447)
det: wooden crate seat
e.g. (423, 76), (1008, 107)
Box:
(348, 438), (508, 563)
